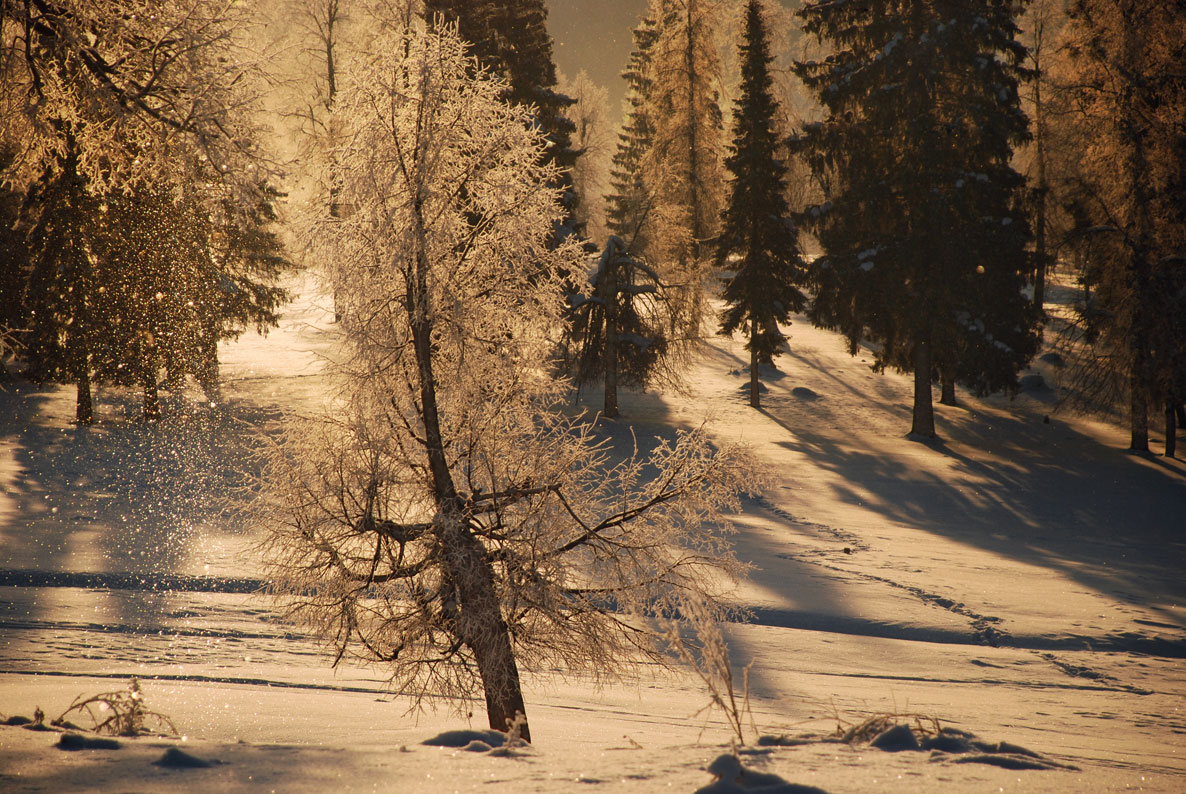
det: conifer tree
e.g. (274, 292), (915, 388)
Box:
(20, 154), (101, 422)
(567, 236), (669, 418)
(1, 0), (281, 420)
(1058, 0), (1186, 454)
(794, 0), (1040, 438)
(425, 0), (580, 241)
(717, 0), (807, 410)
(606, 14), (660, 252)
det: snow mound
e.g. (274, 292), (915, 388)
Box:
(153, 747), (219, 768)
(1020, 373), (1048, 392)
(791, 386), (820, 400)
(421, 728), (507, 748)
(1039, 351), (1066, 367)
(58, 732), (120, 751)
(695, 754), (831, 793)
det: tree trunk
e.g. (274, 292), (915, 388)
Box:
(74, 363), (93, 425)
(911, 339), (936, 438)
(453, 530), (530, 740)
(1033, 67), (1048, 314)
(407, 195), (531, 742)
(603, 258), (619, 419)
(939, 365), (957, 406)
(1129, 370), (1148, 452)
(198, 326), (222, 404)
(748, 317), (760, 409)
(142, 361), (161, 421)
(71, 340), (93, 424)
(1166, 401), (1177, 459)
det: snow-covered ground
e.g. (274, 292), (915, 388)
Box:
(2, 274), (1184, 793)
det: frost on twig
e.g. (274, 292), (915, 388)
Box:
(53, 678), (177, 737)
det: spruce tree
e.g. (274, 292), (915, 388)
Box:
(425, 0), (580, 241)
(794, 0), (1040, 438)
(606, 13), (660, 253)
(717, 0), (807, 410)
(21, 155), (100, 422)
(567, 236), (670, 418)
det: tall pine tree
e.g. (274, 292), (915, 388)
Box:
(794, 0), (1040, 438)
(645, 0), (727, 339)
(717, 0), (807, 410)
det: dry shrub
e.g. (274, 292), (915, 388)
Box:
(53, 678), (177, 737)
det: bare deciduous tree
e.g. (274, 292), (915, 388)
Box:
(260, 24), (758, 743)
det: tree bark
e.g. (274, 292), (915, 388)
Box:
(749, 316), (760, 409)
(73, 355), (93, 425)
(142, 358), (161, 420)
(1032, 56), (1048, 314)
(911, 339), (936, 437)
(1129, 369), (1148, 452)
(1166, 401), (1177, 459)
(939, 365), (957, 406)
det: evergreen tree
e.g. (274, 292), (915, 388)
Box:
(1059, 0), (1186, 454)
(425, 0), (580, 242)
(0, 146), (26, 380)
(1, 0), (280, 421)
(794, 0), (1040, 438)
(567, 236), (670, 418)
(18, 173), (289, 420)
(87, 186), (210, 420)
(606, 13), (660, 252)
(717, 0), (807, 410)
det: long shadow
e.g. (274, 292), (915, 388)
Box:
(757, 391), (1186, 642)
(574, 388), (860, 701)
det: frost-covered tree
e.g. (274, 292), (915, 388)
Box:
(793, 0), (1040, 437)
(717, 0), (807, 410)
(0, 0), (280, 421)
(1056, 0), (1186, 454)
(561, 69), (614, 245)
(645, 0), (727, 338)
(1017, 0), (1067, 315)
(262, 25), (755, 742)
(567, 236), (672, 418)
(17, 153), (102, 419)
(606, 13), (660, 253)
(0, 0), (269, 201)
